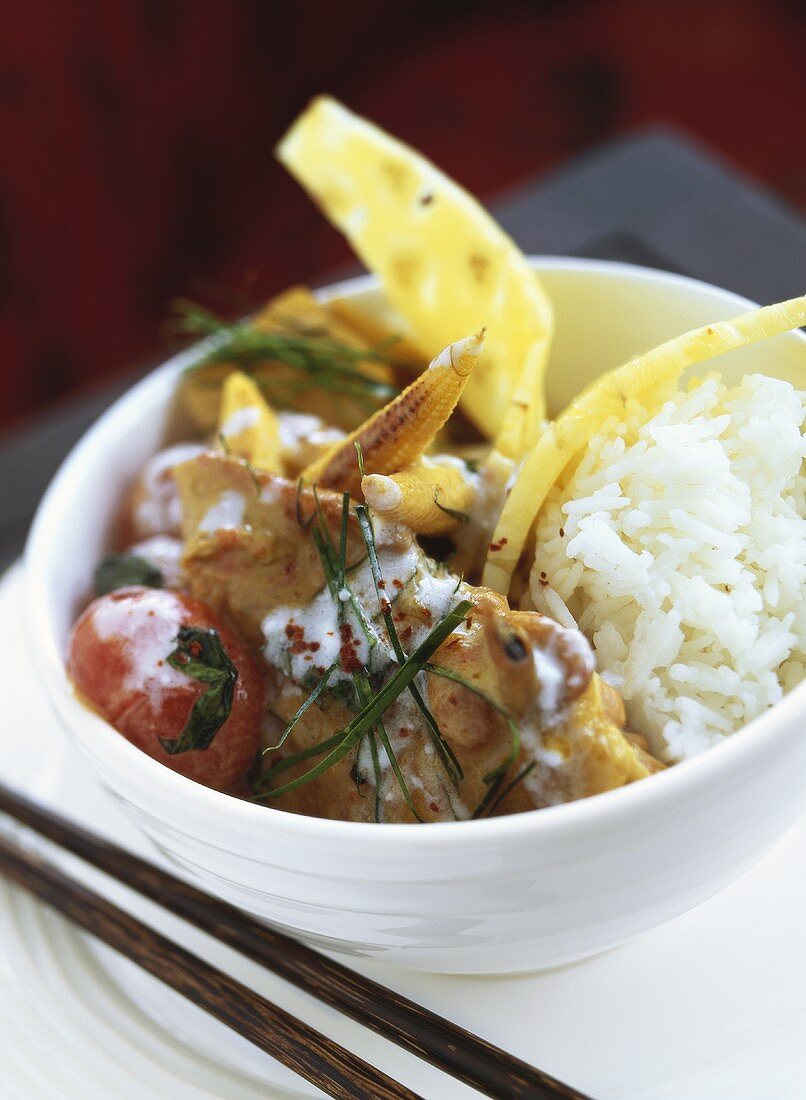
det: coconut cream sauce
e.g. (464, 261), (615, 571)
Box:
(278, 411), (344, 450)
(90, 590), (189, 702)
(518, 624), (596, 801)
(529, 622), (595, 722)
(127, 535), (184, 588)
(198, 489), (247, 534)
(261, 534), (420, 684)
(134, 443), (207, 538)
(220, 406), (261, 436)
(190, 459), (595, 819)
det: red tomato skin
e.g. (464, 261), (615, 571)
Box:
(69, 586), (263, 791)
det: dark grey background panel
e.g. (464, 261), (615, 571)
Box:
(493, 127), (806, 303)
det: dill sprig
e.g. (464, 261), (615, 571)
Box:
(175, 300), (399, 410)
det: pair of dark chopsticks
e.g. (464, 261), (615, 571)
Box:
(0, 782), (593, 1100)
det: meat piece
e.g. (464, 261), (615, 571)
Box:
(174, 453), (371, 648)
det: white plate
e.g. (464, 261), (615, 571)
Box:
(3, 562), (805, 1099)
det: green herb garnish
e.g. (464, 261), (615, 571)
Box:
(354, 674), (382, 821)
(93, 554), (163, 596)
(434, 492), (470, 525)
(260, 663), (338, 759)
(366, 730), (383, 818)
(356, 504), (464, 786)
(310, 488), (377, 651)
(159, 627), (238, 755)
(486, 759), (537, 816)
(176, 300), (399, 411)
(471, 718), (522, 819)
(323, 678), (360, 712)
(251, 600), (473, 801)
(255, 485), (429, 817)
(350, 759), (368, 795)
(374, 711), (423, 822)
(354, 440), (366, 477)
(355, 669), (422, 823)
(423, 662), (530, 817)
(251, 441), (502, 818)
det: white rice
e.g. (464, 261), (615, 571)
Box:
(531, 373), (805, 762)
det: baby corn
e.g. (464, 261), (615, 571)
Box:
(302, 329), (485, 496)
(362, 461), (474, 535)
(218, 371), (282, 473)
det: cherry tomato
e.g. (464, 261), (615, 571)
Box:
(69, 586), (263, 790)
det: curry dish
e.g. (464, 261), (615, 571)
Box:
(67, 97), (804, 822)
(69, 312), (663, 823)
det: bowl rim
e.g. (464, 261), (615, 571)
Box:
(25, 255), (806, 848)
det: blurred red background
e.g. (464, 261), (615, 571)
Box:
(1, 0), (804, 431)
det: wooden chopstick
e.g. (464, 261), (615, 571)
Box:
(0, 829), (420, 1100)
(0, 782), (592, 1100)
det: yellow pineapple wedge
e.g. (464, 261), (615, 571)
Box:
(277, 95), (553, 440)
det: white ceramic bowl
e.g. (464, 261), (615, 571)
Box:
(25, 259), (806, 974)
